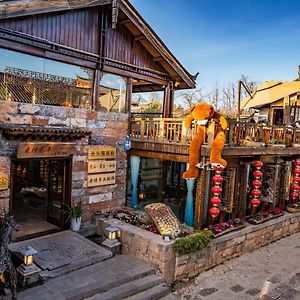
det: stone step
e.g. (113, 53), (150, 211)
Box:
(160, 294), (181, 300)
(123, 283), (170, 300)
(16, 255), (156, 300)
(86, 274), (163, 300)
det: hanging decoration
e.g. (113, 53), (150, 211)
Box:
(209, 166), (224, 218)
(251, 161), (263, 207)
(290, 159), (300, 204)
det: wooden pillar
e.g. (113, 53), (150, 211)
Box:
(163, 83), (170, 118)
(126, 77), (132, 114)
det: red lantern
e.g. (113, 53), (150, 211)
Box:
(291, 192), (299, 199)
(212, 175), (223, 184)
(209, 207), (220, 217)
(253, 161), (263, 169)
(293, 169), (300, 175)
(252, 180), (262, 188)
(293, 160), (300, 167)
(251, 199), (260, 207)
(293, 177), (300, 183)
(213, 166), (224, 172)
(253, 170), (263, 178)
(211, 197), (221, 206)
(251, 189), (261, 197)
(211, 186), (222, 195)
(291, 184), (300, 191)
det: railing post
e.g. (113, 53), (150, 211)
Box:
(159, 119), (164, 142)
(140, 120), (145, 141)
(181, 121), (187, 144)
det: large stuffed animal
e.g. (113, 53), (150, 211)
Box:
(183, 103), (228, 179)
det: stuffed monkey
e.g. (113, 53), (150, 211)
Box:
(183, 103), (228, 179)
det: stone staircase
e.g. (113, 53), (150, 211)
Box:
(14, 254), (169, 300)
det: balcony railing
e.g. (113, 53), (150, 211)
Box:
(130, 118), (300, 146)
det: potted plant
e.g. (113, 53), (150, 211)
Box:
(65, 200), (82, 231)
(267, 139), (286, 147)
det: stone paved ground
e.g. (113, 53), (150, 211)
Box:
(172, 231), (300, 300)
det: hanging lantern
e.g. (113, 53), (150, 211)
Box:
(253, 161), (263, 169)
(212, 175), (223, 184)
(252, 180), (262, 188)
(213, 166), (224, 173)
(291, 192), (299, 199)
(253, 170), (263, 178)
(293, 176), (300, 183)
(291, 184), (300, 191)
(209, 207), (220, 218)
(293, 160), (300, 167)
(251, 199), (260, 207)
(251, 189), (261, 197)
(211, 186), (222, 195)
(293, 169), (300, 175)
(211, 197), (221, 206)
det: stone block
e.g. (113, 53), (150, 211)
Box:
(70, 118), (86, 128)
(0, 100), (18, 114)
(48, 117), (68, 126)
(19, 103), (40, 114)
(32, 116), (49, 126)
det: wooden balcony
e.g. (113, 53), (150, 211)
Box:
(129, 118), (300, 162)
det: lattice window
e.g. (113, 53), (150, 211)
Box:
(221, 167), (237, 213)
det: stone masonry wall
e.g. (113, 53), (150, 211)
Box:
(97, 212), (300, 283)
(0, 100), (128, 221)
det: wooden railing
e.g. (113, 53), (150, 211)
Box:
(130, 118), (300, 146)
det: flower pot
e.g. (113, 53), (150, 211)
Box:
(70, 217), (81, 231)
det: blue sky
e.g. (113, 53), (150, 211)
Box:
(130, 0), (300, 91)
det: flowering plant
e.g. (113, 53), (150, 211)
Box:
(65, 200), (82, 221)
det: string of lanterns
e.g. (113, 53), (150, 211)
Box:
(209, 166), (224, 218)
(251, 161), (263, 208)
(290, 160), (300, 204)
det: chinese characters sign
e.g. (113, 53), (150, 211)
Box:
(88, 160), (116, 174)
(87, 146), (117, 187)
(17, 142), (75, 159)
(87, 173), (116, 187)
(88, 147), (116, 160)
(0, 174), (8, 190)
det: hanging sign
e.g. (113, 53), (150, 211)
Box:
(17, 142), (75, 159)
(87, 173), (116, 187)
(88, 147), (116, 160)
(88, 160), (116, 174)
(0, 174), (8, 190)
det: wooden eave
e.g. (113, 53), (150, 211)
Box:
(0, 0), (111, 19)
(0, 124), (91, 141)
(118, 0), (196, 89)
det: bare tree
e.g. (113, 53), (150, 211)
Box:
(176, 88), (206, 108)
(208, 81), (223, 110)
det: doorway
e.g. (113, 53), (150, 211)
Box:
(273, 108), (284, 125)
(11, 157), (72, 240)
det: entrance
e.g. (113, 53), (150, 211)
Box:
(11, 158), (72, 240)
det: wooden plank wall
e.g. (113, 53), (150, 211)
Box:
(105, 14), (166, 74)
(0, 8), (100, 54)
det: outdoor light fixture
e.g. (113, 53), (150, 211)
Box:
(105, 226), (121, 239)
(19, 246), (37, 266)
(102, 226), (121, 254)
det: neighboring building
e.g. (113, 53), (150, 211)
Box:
(0, 0), (196, 239)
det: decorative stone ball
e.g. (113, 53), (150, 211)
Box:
(251, 199), (260, 207)
(211, 197), (221, 206)
(209, 207), (220, 217)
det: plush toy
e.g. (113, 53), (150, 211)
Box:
(183, 103), (228, 179)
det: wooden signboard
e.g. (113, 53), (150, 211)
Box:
(0, 174), (8, 190)
(88, 147), (116, 160)
(88, 160), (116, 174)
(87, 173), (116, 187)
(17, 142), (75, 159)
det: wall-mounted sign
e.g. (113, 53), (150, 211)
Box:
(17, 142), (75, 159)
(88, 160), (116, 174)
(88, 147), (116, 160)
(0, 174), (8, 190)
(87, 173), (116, 187)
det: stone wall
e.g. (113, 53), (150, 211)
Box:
(0, 100), (128, 221)
(96, 212), (300, 283)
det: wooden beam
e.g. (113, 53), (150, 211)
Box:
(153, 56), (164, 62)
(118, 18), (130, 25)
(134, 35), (146, 41)
(130, 149), (188, 162)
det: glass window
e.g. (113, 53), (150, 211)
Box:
(97, 73), (127, 113)
(0, 48), (93, 109)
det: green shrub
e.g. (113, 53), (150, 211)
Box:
(172, 229), (213, 255)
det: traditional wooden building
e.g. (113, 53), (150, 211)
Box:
(0, 0), (196, 239)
